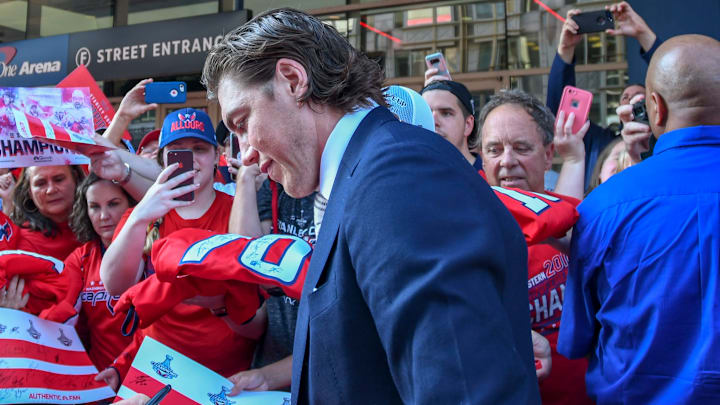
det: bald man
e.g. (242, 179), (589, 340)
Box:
(558, 35), (720, 405)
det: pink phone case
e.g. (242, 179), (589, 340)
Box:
(557, 85), (593, 134)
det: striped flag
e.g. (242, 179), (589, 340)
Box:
(12, 109), (112, 156)
(0, 308), (115, 404)
(116, 336), (290, 405)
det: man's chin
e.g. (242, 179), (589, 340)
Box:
(499, 178), (529, 190)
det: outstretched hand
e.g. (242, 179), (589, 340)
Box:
(616, 93), (651, 165)
(0, 275), (29, 310)
(532, 330), (552, 382)
(424, 67), (452, 87)
(605, 2), (656, 51)
(129, 163), (198, 224)
(554, 110), (590, 164)
(95, 367), (120, 391)
(117, 79), (158, 121)
(557, 9), (583, 63)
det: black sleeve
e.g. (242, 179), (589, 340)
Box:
(256, 179), (273, 222)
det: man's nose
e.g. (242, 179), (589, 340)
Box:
(242, 145), (259, 166)
(499, 149), (518, 167)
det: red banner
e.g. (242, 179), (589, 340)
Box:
(57, 65), (131, 140)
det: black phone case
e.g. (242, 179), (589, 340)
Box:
(167, 150), (194, 201)
(574, 10), (614, 34)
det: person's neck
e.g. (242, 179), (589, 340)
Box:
(47, 213), (69, 227)
(460, 143), (475, 165)
(315, 104), (349, 156)
(660, 106), (720, 136)
(174, 183), (216, 220)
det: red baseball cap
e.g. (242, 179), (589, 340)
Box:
(137, 129), (160, 155)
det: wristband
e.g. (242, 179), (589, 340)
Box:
(112, 162), (132, 186)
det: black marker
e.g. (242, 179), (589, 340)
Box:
(146, 384), (171, 405)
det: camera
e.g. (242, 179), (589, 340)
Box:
(632, 101), (649, 125)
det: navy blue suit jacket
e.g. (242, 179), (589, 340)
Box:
(291, 107), (540, 404)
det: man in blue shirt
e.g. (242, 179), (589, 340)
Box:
(559, 34), (720, 404)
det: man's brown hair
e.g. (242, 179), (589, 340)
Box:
(202, 8), (387, 113)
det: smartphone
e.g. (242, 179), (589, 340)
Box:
(229, 132), (241, 160)
(228, 132), (240, 181)
(425, 52), (451, 79)
(632, 101), (649, 125)
(557, 85), (593, 134)
(573, 10), (614, 34)
(165, 149), (194, 201)
(145, 81), (187, 104)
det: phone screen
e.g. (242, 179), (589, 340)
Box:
(165, 149), (194, 201)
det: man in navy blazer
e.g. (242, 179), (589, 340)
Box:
(203, 8), (540, 404)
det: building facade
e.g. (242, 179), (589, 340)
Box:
(0, 0), (634, 145)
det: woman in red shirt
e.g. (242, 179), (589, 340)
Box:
(10, 165), (84, 260)
(98, 108), (263, 389)
(52, 172), (137, 371)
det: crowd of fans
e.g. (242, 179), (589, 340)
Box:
(0, 2), (718, 404)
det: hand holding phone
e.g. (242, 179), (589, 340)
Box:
(145, 82), (187, 104)
(425, 52), (451, 79)
(557, 85), (593, 134)
(165, 149), (194, 202)
(573, 10), (614, 34)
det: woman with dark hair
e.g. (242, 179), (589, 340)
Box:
(11, 165), (85, 260)
(51, 173), (137, 372)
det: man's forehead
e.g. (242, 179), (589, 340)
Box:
(622, 84), (645, 97)
(482, 104), (542, 142)
(422, 89), (463, 110)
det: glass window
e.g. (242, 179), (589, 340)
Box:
(0, 0), (27, 42)
(40, 0), (113, 36)
(128, 0), (216, 25)
(246, 0), (344, 12)
(336, 0), (620, 78)
(508, 34), (540, 69)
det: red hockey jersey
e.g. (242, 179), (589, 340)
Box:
(0, 249), (67, 315)
(491, 186), (579, 246)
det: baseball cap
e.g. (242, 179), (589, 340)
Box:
(159, 108), (217, 149)
(384, 85), (435, 131)
(420, 80), (477, 137)
(136, 129), (160, 155)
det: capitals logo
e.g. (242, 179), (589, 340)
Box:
(0, 219), (13, 243)
(170, 112), (204, 132)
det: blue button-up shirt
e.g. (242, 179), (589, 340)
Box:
(559, 125), (720, 404)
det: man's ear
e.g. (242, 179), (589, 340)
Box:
(275, 58), (309, 101)
(650, 91), (668, 129)
(464, 114), (475, 139)
(544, 143), (554, 171)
